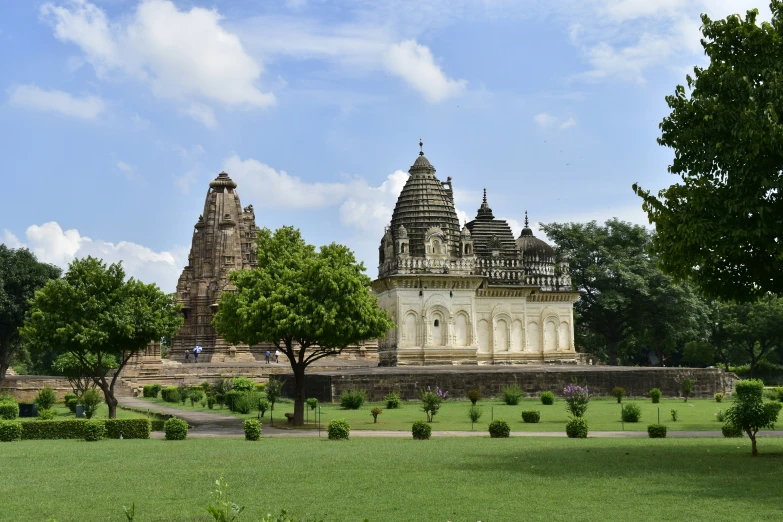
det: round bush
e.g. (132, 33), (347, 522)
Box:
(540, 391), (555, 405)
(0, 420), (22, 442)
(84, 420), (105, 442)
(0, 401), (20, 420)
(34, 387), (57, 411)
(521, 410), (541, 423)
(412, 420), (432, 440)
(340, 389), (366, 410)
(466, 389), (482, 405)
(621, 402), (642, 423)
(714, 392), (724, 403)
(63, 393), (78, 408)
(489, 419), (511, 438)
(243, 419), (261, 441)
(307, 397), (319, 410)
(721, 422), (744, 438)
(649, 388), (662, 403)
(647, 424), (668, 438)
(384, 392), (401, 409)
(327, 419), (350, 440)
(611, 387), (627, 403)
(65, 397), (78, 413)
(164, 417), (189, 440)
(565, 417), (589, 438)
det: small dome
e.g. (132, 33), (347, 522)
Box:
(397, 224), (408, 238)
(412, 154), (433, 170)
(461, 225), (471, 238)
(516, 212), (555, 258)
(210, 172), (237, 189)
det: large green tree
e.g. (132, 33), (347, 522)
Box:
(633, 3), (783, 300)
(213, 227), (394, 425)
(21, 257), (182, 418)
(542, 219), (706, 366)
(0, 245), (61, 385)
(720, 295), (783, 378)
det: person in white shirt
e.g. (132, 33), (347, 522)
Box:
(274, 349), (280, 363)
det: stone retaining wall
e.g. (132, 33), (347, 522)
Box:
(0, 376), (73, 402)
(285, 367), (737, 402)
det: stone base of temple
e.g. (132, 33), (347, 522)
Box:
(209, 350), (257, 363)
(379, 344), (580, 367)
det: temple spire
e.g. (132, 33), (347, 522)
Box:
(419, 137), (424, 156)
(476, 188), (494, 220)
(525, 210), (529, 228)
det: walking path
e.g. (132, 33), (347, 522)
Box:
(120, 397), (783, 439)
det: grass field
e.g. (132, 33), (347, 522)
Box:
(140, 396), (744, 432)
(2, 437), (782, 521)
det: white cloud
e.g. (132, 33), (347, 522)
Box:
(115, 160), (137, 181)
(385, 40), (467, 102)
(175, 169), (199, 194)
(3, 222), (186, 292)
(182, 103), (216, 128)
(339, 170), (408, 231)
(41, 0), (274, 126)
(8, 84), (105, 119)
(534, 112), (575, 130)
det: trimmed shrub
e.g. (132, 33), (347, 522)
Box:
(188, 389), (205, 407)
(79, 388), (103, 419)
(468, 405), (483, 424)
(207, 396), (216, 409)
(467, 389), (482, 405)
(151, 419), (165, 432)
(716, 409), (726, 422)
(307, 398), (319, 411)
(225, 390), (242, 411)
(104, 419), (151, 439)
(722, 422), (744, 438)
(21, 419), (86, 440)
(161, 386), (180, 403)
(384, 392), (401, 409)
(63, 393), (78, 407)
(621, 403), (642, 423)
(0, 421), (22, 442)
(164, 418), (188, 440)
(715, 392), (724, 403)
(84, 420), (105, 442)
(257, 398), (270, 418)
(647, 424), (668, 438)
(489, 419), (511, 438)
(371, 407), (382, 423)
(670, 409), (679, 422)
(412, 420), (432, 440)
(649, 388), (662, 403)
(38, 409), (56, 420)
(327, 419), (350, 440)
(540, 391), (555, 405)
(255, 383), (267, 392)
(340, 389), (366, 410)
(34, 387), (57, 411)
(566, 417), (589, 438)
(142, 385), (159, 398)
(65, 397), (78, 413)
(243, 419), (261, 441)
(232, 377), (256, 392)
(521, 410), (541, 423)
(0, 401), (20, 420)
(233, 392), (257, 414)
(501, 384), (523, 406)
(611, 387), (627, 403)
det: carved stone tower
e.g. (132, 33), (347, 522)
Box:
(170, 172), (258, 362)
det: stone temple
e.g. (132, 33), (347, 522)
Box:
(372, 144), (579, 365)
(170, 172), (258, 362)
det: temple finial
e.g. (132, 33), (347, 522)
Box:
(525, 210), (529, 228)
(419, 137), (423, 156)
(482, 188), (487, 204)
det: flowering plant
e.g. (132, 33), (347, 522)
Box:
(674, 371), (695, 401)
(563, 384), (590, 418)
(420, 386), (448, 422)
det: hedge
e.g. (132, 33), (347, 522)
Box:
(21, 420), (87, 440)
(84, 420), (105, 442)
(143, 385), (162, 398)
(0, 421), (22, 442)
(411, 420), (431, 440)
(647, 424), (668, 438)
(243, 419), (261, 441)
(104, 419), (151, 439)
(0, 401), (19, 420)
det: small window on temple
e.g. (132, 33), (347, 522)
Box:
(434, 319), (440, 327)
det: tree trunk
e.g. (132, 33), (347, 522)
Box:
(608, 341), (618, 366)
(0, 360), (8, 387)
(292, 364), (306, 425)
(749, 353), (757, 379)
(0, 340), (15, 387)
(96, 379), (118, 419)
(750, 433), (758, 457)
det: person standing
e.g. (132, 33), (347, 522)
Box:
(265, 350), (271, 364)
(193, 345), (202, 363)
(274, 349), (280, 363)
(184, 349), (191, 363)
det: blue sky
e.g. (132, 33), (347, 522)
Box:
(0, 0), (770, 292)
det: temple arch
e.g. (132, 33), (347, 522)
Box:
(527, 322), (540, 352)
(511, 320), (524, 352)
(402, 312), (417, 347)
(477, 319), (490, 352)
(455, 312), (470, 346)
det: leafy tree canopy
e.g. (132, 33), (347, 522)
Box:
(634, 3), (783, 300)
(21, 257), (182, 418)
(214, 227), (394, 424)
(720, 295), (783, 378)
(0, 245), (61, 384)
(725, 379), (782, 456)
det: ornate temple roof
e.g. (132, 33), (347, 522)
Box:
(516, 211), (555, 259)
(465, 189), (517, 256)
(390, 143), (460, 257)
(209, 172), (237, 190)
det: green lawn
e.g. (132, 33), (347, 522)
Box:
(1, 437), (782, 521)
(140, 396), (745, 432)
